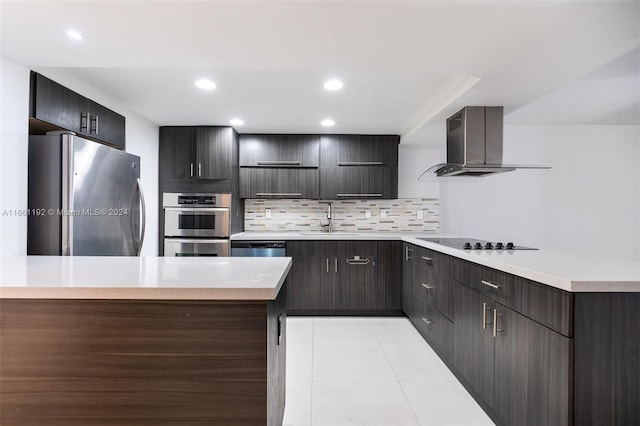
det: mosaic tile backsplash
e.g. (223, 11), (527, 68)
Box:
(244, 199), (439, 232)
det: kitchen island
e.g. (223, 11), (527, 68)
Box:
(0, 256), (291, 426)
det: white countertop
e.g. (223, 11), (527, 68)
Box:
(0, 256), (292, 300)
(232, 232), (640, 292)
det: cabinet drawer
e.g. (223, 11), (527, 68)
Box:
(240, 168), (319, 199)
(414, 246), (442, 273)
(512, 277), (573, 337)
(413, 265), (436, 303)
(413, 298), (454, 360)
(467, 263), (515, 304)
(413, 266), (454, 322)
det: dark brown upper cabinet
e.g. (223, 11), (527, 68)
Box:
(320, 135), (399, 167)
(159, 126), (233, 182)
(239, 134), (320, 167)
(30, 72), (126, 150)
(319, 135), (399, 199)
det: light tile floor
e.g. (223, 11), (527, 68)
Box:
(283, 316), (495, 426)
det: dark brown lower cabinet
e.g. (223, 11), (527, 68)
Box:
(0, 287), (287, 426)
(403, 242), (638, 426)
(573, 293), (640, 426)
(452, 282), (495, 408)
(286, 250), (334, 310)
(402, 244), (414, 316)
(493, 303), (571, 426)
(287, 240), (401, 314)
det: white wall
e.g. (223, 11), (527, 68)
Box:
(397, 146), (441, 199)
(0, 57), (159, 256)
(0, 58), (30, 256)
(439, 124), (640, 261)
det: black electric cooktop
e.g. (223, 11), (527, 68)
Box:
(419, 237), (538, 251)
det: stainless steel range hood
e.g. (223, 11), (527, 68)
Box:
(419, 106), (549, 179)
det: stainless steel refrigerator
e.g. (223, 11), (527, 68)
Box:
(27, 132), (146, 256)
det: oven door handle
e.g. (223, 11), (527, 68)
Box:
(164, 207), (230, 213)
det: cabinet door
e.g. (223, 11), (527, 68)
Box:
(286, 255), (332, 311)
(319, 166), (397, 199)
(377, 241), (402, 310)
(452, 282), (495, 408)
(320, 135), (398, 167)
(493, 303), (571, 426)
(286, 241), (336, 311)
(239, 134), (320, 167)
(239, 168), (319, 199)
(196, 127), (233, 179)
(88, 101), (126, 150)
(334, 242), (378, 310)
(402, 244), (414, 316)
(32, 72), (87, 134)
(159, 127), (196, 181)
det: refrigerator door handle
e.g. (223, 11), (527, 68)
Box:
(135, 178), (146, 256)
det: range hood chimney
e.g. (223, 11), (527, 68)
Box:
(419, 106), (549, 179)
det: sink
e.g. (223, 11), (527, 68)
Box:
(300, 232), (359, 235)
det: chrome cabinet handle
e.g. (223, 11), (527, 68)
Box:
(482, 280), (500, 290)
(198, 163), (202, 177)
(326, 258), (329, 273)
(405, 246), (413, 261)
(90, 115), (99, 134)
(493, 309), (503, 338)
(335, 257), (338, 273)
(421, 256), (433, 262)
(422, 317), (432, 325)
(80, 113), (90, 132)
(257, 160), (302, 166)
(337, 161), (383, 166)
(190, 163), (194, 178)
(346, 258), (370, 265)
(336, 193), (383, 198)
(255, 193), (302, 197)
(277, 314), (283, 345)
(482, 302), (493, 330)
(421, 283), (434, 291)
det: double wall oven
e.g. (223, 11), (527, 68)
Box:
(163, 193), (231, 257)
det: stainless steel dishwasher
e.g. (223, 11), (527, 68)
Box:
(231, 241), (286, 257)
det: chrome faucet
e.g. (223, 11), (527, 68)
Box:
(319, 201), (334, 233)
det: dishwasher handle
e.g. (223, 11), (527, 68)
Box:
(232, 241), (286, 249)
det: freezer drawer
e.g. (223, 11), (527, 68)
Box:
(164, 239), (230, 257)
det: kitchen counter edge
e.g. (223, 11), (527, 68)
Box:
(0, 256), (292, 300)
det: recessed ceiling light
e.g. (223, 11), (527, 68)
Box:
(323, 79), (344, 91)
(321, 119), (335, 127)
(67, 30), (83, 41)
(230, 118), (244, 126)
(195, 79), (216, 90)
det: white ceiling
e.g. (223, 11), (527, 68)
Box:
(1, 0), (639, 143)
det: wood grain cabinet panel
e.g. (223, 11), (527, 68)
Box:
(0, 294), (287, 426)
(493, 303), (571, 426)
(197, 127), (233, 179)
(452, 281), (496, 409)
(319, 134), (399, 200)
(159, 126), (233, 183)
(402, 244), (415, 316)
(30, 72), (126, 150)
(239, 168), (319, 199)
(286, 240), (401, 314)
(239, 134), (320, 167)
(319, 135), (398, 167)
